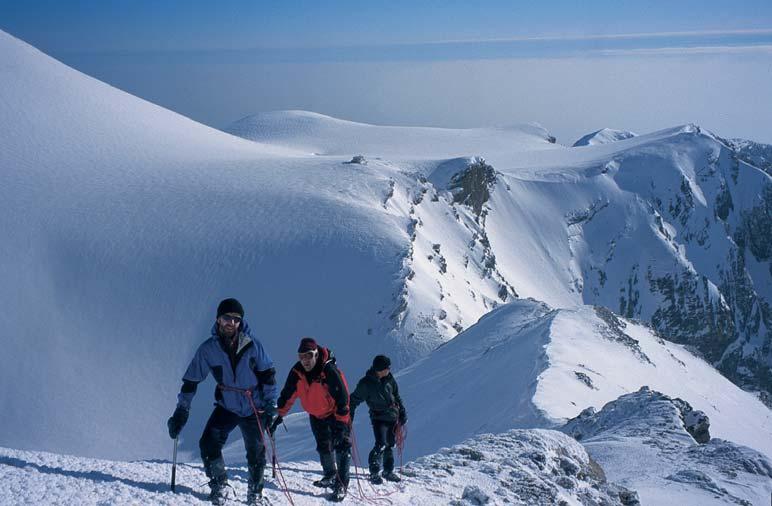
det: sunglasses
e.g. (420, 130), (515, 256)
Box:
(218, 315), (242, 324)
(298, 350), (318, 360)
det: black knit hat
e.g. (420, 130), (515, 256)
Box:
(217, 298), (244, 318)
(372, 355), (391, 371)
(298, 337), (318, 353)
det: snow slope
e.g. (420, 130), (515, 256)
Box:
(0, 428), (634, 506)
(390, 300), (772, 461)
(0, 30), (437, 460)
(225, 111), (558, 159)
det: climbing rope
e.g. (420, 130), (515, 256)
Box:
(217, 384), (296, 506)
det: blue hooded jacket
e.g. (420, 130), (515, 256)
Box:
(176, 320), (278, 417)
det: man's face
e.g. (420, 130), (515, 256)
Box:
(299, 349), (318, 371)
(217, 313), (241, 339)
(376, 368), (390, 379)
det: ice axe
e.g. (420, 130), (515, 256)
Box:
(171, 437), (178, 492)
(270, 433), (277, 479)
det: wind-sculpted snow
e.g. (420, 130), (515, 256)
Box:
(225, 110), (558, 159)
(572, 128), (637, 147)
(562, 387), (772, 505)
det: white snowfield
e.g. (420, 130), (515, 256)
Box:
(0, 428), (632, 506)
(2, 28), (772, 505)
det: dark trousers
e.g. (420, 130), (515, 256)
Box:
(199, 405), (267, 485)
(310, 414), (351, 486)
(368, 420), (396, 474)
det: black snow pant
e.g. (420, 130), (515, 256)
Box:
(368, 420), (397, 475)
(199, 405), (268, 490)
(310, 414), (351, 487)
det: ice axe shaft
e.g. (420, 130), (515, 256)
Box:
(171, 437), (178, 492)
(271, 434), (277, 479)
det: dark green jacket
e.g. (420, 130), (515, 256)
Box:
(349, 368), (407, 423)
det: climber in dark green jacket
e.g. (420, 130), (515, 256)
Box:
(349, 355), (407, 484)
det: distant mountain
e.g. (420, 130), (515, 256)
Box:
(572, 127), (637, 146)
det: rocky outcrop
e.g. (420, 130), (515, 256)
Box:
(406, 429), (637, 506)
(448, 157), (497, 217)
(562, 387), (772, 505)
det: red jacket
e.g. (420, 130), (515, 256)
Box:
(277, 347), (350, 423)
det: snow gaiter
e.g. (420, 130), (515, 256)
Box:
(320, 451), (336, 479)
(382, 446), (395, 474)
(336, 449), (351, 487)
(368, 445), (384, 474)
(248, 463), (265, 494)
(204, 456), (227, 482)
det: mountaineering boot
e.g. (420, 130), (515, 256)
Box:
(246, 463), (265, 505)
(312, 452), (337, 488)
(382, 471), (401, 482)
(207, 476), (229, 505)
(329, 482), (347, 502)
(204, 457), (229, 505)
(369, 472), (383, 485)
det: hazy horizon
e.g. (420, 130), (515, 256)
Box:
(2, 1), (772, 145)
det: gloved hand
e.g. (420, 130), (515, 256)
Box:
(167, 406), (189, 439)
(398, 410), (407, 426)
(268, 415), (283, 436)
(262, 403), (278, 418)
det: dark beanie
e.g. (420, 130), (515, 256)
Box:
(372, 355), (391, 371)
(298, 337), (318, 353)
(217, 298), (244, 318)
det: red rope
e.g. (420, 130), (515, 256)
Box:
(349, 426), (394, 504)
(217, 384), (296, 506)
(395, 422), (407, 473)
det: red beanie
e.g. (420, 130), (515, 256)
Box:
(298, 337), (318, 353)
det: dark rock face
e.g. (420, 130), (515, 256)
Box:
(683, 409), (711, 444)
(592, 133), (772, 402)
(729, 138), (772, 177)
(448, 158), (497, 217)
(646, 269), (736, 364)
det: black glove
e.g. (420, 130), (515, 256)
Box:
(399, 411), (407, 426)
(268, 415), (283, 436)
(167, 407), (189, 439)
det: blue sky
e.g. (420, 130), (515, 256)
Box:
(2, 1), (772, 144)
(1, 1), (771, 51)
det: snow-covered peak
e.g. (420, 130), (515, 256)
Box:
(0, 30), (294, 162)
(572, 127), (637, 147)
(225, 110), (559, 158)
(388, 300), (772, 462)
